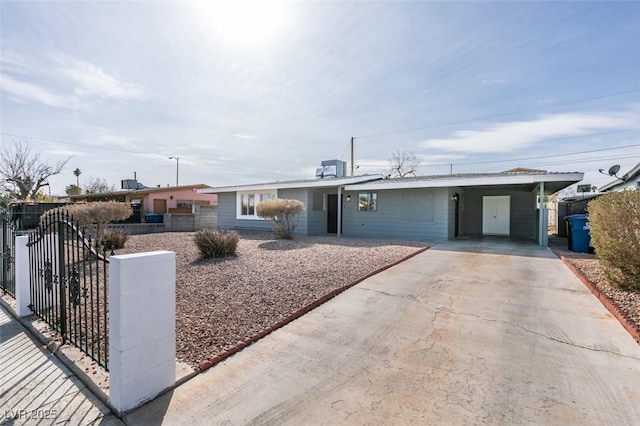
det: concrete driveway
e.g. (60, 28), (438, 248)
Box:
(126, 239), (640, 425)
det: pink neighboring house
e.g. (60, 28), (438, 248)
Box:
(69, 184), (217, 215)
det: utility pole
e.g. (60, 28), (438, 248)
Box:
(350, 136), (355, 176)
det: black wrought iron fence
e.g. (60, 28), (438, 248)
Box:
(1, 214), (17, 297)
(27, 210), (110, 369)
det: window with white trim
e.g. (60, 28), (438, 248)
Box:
(237, 190), (276, 219)
(358, 192), (377, 211)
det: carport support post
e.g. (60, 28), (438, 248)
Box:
(538, 182), (548, 247)
(337, 186), (342, 238)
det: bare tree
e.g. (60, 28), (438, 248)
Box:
(389, 149), (421, 178)
(0, 141), (71, 200)
(83, 177), (115, 194)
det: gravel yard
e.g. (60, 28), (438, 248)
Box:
(549, 236), (640, 333)
(116, 232), (426, 368)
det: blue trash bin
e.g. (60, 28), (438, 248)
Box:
(565, 214), (590, 253)
(144, 214), (163, 223)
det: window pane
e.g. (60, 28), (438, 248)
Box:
(358, 193), (369, 211)
(259, 193), (275, 203)
(248, 194), (255, 215)
(241, 194), (249, 215)
(369, 193), (377, 211)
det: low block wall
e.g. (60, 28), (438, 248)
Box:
(106, 223), (165, 235)
(163, 213), (195, 232)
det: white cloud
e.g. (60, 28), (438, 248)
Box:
(421, 109), (640, 154)
(0, 50), (30, 74)
(53, 54), (148, 100)
(0, 73), (81, 108)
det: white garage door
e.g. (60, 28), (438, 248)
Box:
(482, 196), (510, 236)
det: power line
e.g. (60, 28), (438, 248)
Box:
(425, 142), (640, 168)
(430, 128), (640, 156)
(465, 153), (640, 173)
(356, 142), (640, 172)
(0, 131), (290, 175)
(1, 132), (147, 154)
(355, 88), (640, 140)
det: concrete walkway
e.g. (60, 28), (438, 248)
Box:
(0, 303), (122, 425)
(126, 239), (640, 425)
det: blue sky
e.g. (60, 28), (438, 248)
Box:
(1, 1), (639, 195)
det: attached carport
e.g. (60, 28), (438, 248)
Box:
(347, 169), (584, 246)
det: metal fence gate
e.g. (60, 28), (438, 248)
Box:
(27, 210), (110, 369)
(1, 214), (17, 297)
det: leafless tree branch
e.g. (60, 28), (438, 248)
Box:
(0, 140), (71, 200)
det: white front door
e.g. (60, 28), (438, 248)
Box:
(482, 196), (510, 236)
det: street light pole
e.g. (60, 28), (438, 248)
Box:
(169, 157), (179, 187)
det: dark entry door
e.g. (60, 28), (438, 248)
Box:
(327, 194), (342, 234)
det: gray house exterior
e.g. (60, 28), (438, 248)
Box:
(200, 168), (583, 246)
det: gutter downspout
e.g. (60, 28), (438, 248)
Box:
(337, 186), (342, 238)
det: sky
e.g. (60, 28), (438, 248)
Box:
(1, 1), (639, 196)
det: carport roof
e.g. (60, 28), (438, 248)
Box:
(345, 170), (584, 194)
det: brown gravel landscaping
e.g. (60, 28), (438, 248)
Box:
(115, 232), (426, 369)
(548, 236), (640, 337)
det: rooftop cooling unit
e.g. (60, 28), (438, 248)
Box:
(121, 179), (147, 190)
(316, 165), (337, 178)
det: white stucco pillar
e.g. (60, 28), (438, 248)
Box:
(109, 250), (176, 414)
(14, 236), (32, 317)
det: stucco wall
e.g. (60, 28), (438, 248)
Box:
(341, 187), (450, 241)
(139, 188), (217, 214)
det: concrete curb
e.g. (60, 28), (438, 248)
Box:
(556, 254), (640, 345)
(198, 246), (429, 371)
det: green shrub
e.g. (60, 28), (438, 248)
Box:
(588, 190), (640, 290)
(194, 229), (239, 258)
(101, 230), (129, 251)
(256, 198), (305, 239)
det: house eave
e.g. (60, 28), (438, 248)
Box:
(345, 173), (584, 194)
(198, 175), (385, 194)
(69, 184), (212, 200)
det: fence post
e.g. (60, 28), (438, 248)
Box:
(108, 250), (176, 413)
(57, 214), (67, 341)
(1, 218), (6, 289)
(15, 236), (32, 317)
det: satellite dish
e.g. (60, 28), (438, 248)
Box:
(608, 165), (621, 176)
(598, 164), (623, 180)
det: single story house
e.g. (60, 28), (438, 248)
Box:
(199, 162), (583, 246)
(599, 162), (640, 192)
(70, 184), (217, 215)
